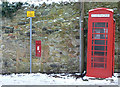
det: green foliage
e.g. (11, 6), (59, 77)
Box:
(2, 2), (23, 18)
(118, 1), (120, 9)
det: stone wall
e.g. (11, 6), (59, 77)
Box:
(1, 2), (120, 74)
(1, 2), (81, 74)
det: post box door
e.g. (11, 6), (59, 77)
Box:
(36, 41), (41, 57)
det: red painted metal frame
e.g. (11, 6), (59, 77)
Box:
(35, 40), (41, 57)
(112, 21), (115, 75)
(86, 8), (115, 78)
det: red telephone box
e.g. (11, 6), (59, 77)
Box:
(36, 41), (41, 57)
(86, 8), (115, 78)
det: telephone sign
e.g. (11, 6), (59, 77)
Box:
(91, 14), (110, 17)
(36, 41), (41, 57)
(27, 11), (35, 17)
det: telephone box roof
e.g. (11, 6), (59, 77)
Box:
(89, 8), (113, 13)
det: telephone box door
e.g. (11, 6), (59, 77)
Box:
(89, 21), (109, 77)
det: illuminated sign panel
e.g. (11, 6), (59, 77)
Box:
(91, 14), (110, 17)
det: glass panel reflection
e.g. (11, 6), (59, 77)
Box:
(94, 34), (105, 39)
(95, 28), (105, 33)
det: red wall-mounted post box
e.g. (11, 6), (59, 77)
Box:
(36, 40), (41, 57)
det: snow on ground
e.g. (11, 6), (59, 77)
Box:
(0, 73), (119, 85)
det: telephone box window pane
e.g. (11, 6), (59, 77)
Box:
(95, 22), (105, 27)
(101, 34), (105, 39)
(94, 46), (105, 51)
(92, 29), (94, 33)
(94, 52), (104, 56)
(95, 28), (105, 33)
(106, 29), (108, 33)
(95, 40), (105, 45)
(95, 34), (100, 39)
(92, 40), (94, 44)
(92, 23), (94, 27)
(106, 23), (108, 27)
(94, 57), (104, 62)
(106, 52), (107, 56)
(94, 63), (104, 68)
(92, 46), (93, 50)
(106, 41), (107, 45)
(92, 34), (94, 38)
(106, 35), (108, 39)
(106, 46), (107, 51)
(95, 34), (105, 39)
(91, 57), (93, 61)
(91, 63), (93, 67)
(92, 51), (93, 55)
